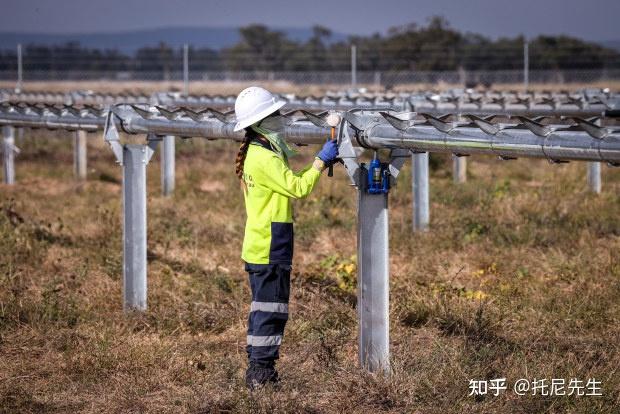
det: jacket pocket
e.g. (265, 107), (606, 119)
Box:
(269, 222), (294, 264)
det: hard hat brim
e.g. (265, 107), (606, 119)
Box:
(233, 99), (286, 132)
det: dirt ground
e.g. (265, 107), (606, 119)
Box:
(0, 124), (619, 413)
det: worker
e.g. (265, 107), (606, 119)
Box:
(233, 86), (339, 389)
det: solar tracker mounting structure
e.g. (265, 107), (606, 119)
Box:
(1, 101), (619, 373)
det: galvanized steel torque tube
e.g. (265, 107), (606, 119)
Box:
(2, 103), (619, 163)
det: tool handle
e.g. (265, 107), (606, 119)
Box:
(328, 127), (335, 177)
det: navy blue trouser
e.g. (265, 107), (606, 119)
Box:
(245, 262), (291, 366)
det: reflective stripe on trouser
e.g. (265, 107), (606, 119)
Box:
(245, 262), (291, 364)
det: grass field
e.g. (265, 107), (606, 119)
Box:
(0, 127), (619, 413)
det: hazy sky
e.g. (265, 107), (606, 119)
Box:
(1, 0), (619, 41)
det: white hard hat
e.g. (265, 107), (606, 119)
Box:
(233, 86), (286, 132)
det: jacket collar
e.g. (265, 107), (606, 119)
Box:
(250, 137), (276, 153)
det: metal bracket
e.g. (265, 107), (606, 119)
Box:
(104, 110), (159, 165)
(387, 148), (410, 183)
(340, 110), (410, 190)
(104, 110), (123, 164)
(145, 133), (161, 164)
(338, 114), (361, 187)
(0, 142), (20, 155)
(1, 126), (20, 156)
(340, 110), (386, 188)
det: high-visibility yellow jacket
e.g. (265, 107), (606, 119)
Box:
(241, 140), (322, 264)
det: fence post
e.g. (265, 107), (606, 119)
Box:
(351, 44), (357, 88)
(412, 152), (430, 231)
(2, 126), (16, 185)
(453, 155), (467, 183)
(523, 39), (529, 91)
(357, 164), (390, 373)
(16, 43), (22, 93)
(73, 130), (87, 180)
(161, 135), (175, 196)
(183, 44), (189, 97)
(458, 66), (466, 86)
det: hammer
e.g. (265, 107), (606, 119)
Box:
(326, 112), (341, 177)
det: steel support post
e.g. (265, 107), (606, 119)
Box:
(2, 126), (16, 185)
(412, 152), (429, 232)
(160, 135), (175, 196)
(338, 125), (406, 375)
(357, 164), (390, 374)
(587, 118), (602, 194)
(587, 162), (601, 193)
(121, 145), (152, 311)
(452, 155), (467, 183)
(73, 130), (87, 180)
(104, 113), (158, 311)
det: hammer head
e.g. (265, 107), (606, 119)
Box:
(326, 112), (341, 128)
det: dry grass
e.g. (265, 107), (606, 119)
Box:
(1, 80), (619, 96)
(0, 129), (619, 413)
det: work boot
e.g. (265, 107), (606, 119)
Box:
(245, 361), (279, 390)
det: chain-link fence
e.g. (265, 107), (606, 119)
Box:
(1, 41), (619, 86)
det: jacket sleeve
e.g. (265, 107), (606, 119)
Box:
(293, 163), (313, 177)
(257, 154), (322, 199)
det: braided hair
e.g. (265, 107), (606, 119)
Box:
(235, 127), (259, 192)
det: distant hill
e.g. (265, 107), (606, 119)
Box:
(0, 26), (351, 53)
(602, 40), (620, 52)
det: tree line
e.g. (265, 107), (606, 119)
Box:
(1, 17), (618, 74)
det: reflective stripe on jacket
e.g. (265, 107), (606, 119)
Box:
(241, 141), (321, 264)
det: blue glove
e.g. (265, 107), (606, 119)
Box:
(317, 139), (339, 164)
